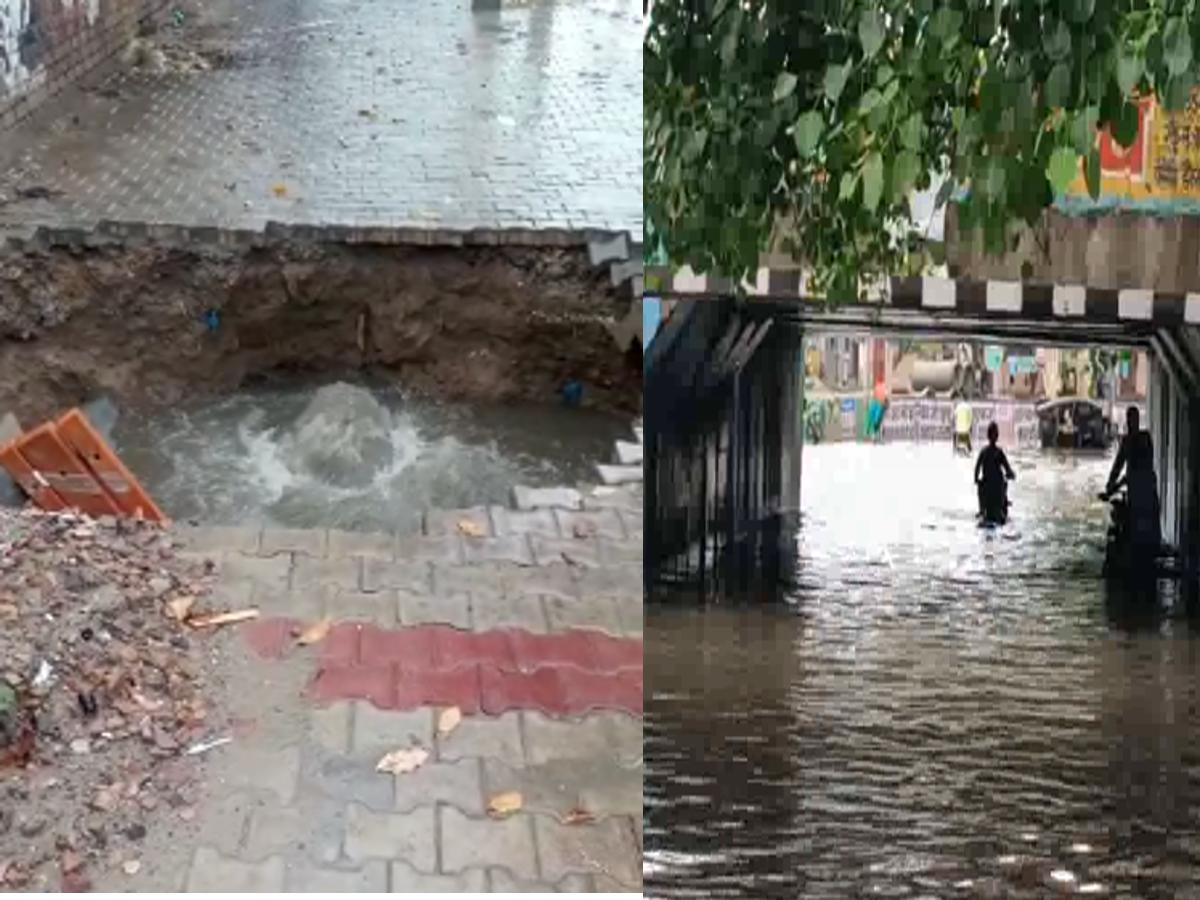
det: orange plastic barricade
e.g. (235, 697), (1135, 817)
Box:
(55, 409), (167, 524)
(0, 439), (68, 512)
(12, 422), (124, 518)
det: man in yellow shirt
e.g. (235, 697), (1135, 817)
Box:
(954, 399), (974, 455)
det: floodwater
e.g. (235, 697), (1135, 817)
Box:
(646, 442), (1200, 900)
(112, 375), (629, 533)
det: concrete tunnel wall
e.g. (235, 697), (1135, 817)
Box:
(1148, 336), (1200, 581)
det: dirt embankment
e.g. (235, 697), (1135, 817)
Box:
(0, 236), (639, 423)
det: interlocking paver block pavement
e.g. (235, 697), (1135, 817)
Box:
(131, 519), (644, 893)
(0, 0), (642, 235)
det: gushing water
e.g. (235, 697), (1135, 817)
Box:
(113, 378), (629, 534)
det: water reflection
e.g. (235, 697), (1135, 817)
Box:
(646, 443), (1200, 899)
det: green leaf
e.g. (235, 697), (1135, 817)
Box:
(900, 113), (923, 151)
(1067, 0), (1095, 25)
(774, 72), (799, 103)
(983, 157), (1007, 201)
(840, 171), (860, 202)
(862, 152), (885, 213)
(1047, 146), (1080, 194)
(1165, 72), (1196, 112)
(1112, 100), (1140, 150)
(1164, 18), (1193, 77)
(1085, 147), (1102, 200)
(859, 88), (885, 115)
(892, 150), (921, 199)
(1070, 106), (1099, 156)
(794, 111), (825, 158)
(1043, 21), (1072, 61)
(1116, 52), (1143, 98)
(823, 62), (852, 104)
(858, 10), (885, 60)
(1046, 63), (1073, 109)
(682, 129), (709, 162)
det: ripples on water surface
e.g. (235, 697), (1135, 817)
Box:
(646, 442), (1200, 900)
(112, 375), (629, 533)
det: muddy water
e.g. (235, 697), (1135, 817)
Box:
(646, 443), (1200, 900)
(111, 375), (629, 533)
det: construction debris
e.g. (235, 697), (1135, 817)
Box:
(0, 507), (222, 892)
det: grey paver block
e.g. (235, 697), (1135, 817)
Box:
(362, 559), (433, 593)
(554, 508), (627, 541)
(481, 759), (642, 819)
(439, 807), (538, 881)
(607, 717), (644, 767)
(310, 704), (352, 754)
(613, 595), (643, 638)
(544, 595), (624, 636)
(523, 713), (626, 766)
(489, 869), (596, 892)
(618, 509), (643, 540)
(470, 593), (548, 633)
(292, 555), (362, 590)
(344, 805), (437, 871)
(213, 745), (302, 805)
(395, 535), (464, 566)
(393, 758), (485, 814)
(599, 538), (641, 567)
(390, 861), (489, 892)
(351, 703), (433, 755)
(437, 712), (524, 765)
(284, 861), (389, 892)
(502, 565), (580, 602)
(245, 802), (342, 863)
(534, 816), (641, 887)
(530, 536), (601, 569)
(398, 588), (471, 628)
(218, 552), (292, 593)
(583, 487), (641, 512)
(260, 527), (327, 557)
(576, 566), (641, 601)
(433, 563), (507, 600)
(425, 507), (493, 537)
(512, 486), (583, 511)
(463, 535), (535, 567)
(186, 847), (286, 892)
(329, 587), (399, 624)
(178, 525), (261, 556)
(252, 584), (331, 620)
(327, 529), (395, 560)
(194, 791), (254, 856)
(306, 750), (395, 812)
(490, 506), (561, 538)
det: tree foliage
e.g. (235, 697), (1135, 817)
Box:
(644, 0), (1200, 301)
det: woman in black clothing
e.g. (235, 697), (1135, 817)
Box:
(1105, 407), (1161, 551)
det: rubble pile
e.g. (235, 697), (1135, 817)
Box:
(0, 508), (223, 892)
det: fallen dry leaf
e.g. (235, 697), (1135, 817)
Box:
(436, 706), (462, 738)
(487, 791), (524, 819)
(188, 608), (260, 629)
(166, 595), (197, 622)
(271, 183), (289, 197)
(572, 522), (597, 540)
(457, 519), (486, 538)
(296, 616), (334, 646)
(122, 860), (142, 876)
(376, 747), (429, 775)
(560, 807), (597, 826)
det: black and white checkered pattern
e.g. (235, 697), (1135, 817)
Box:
(643, 266), (1200, 327)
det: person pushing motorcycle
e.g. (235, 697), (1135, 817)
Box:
(975, 422), (1015, 523)
(1102, 406), (1161, 560)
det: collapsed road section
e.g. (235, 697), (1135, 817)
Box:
(0, 224), (643, 426)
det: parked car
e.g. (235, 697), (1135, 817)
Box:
(1035, 398), (1114, 450)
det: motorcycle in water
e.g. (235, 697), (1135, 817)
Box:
(1100, 487), (1162, 586)
(977, 481), (1010, 527)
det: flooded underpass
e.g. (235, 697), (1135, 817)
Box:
(645, 442), (1200, 899)
(111, 375), (631, 533)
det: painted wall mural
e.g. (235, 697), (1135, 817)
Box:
(1060, 91), (1200, 215)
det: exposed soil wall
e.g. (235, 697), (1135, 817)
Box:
(0, 231), (641, 423)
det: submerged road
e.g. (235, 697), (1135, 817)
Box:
(645, 442), (1199, 900)
(0, 0), (642, 234)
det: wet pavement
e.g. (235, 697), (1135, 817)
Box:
(99, 482), (644, 892)
(645, 442), (1200, 899)
(0, 0), (641, 234)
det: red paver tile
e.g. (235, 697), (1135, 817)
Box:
(589, 633), (644, 673)
(319, 623), (365, 668)
(394, 666), (482, 714)
(509, 630), (600, 672)
(242, 617), (300, 659)
(309, 664), (396, 709)
(438, 627), (518, 670)
(480, 667), (566, 716)
(557, 667), (643, 716)
(360, 624), (437, 671)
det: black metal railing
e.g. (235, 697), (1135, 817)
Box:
(645, 297), (801, 601)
